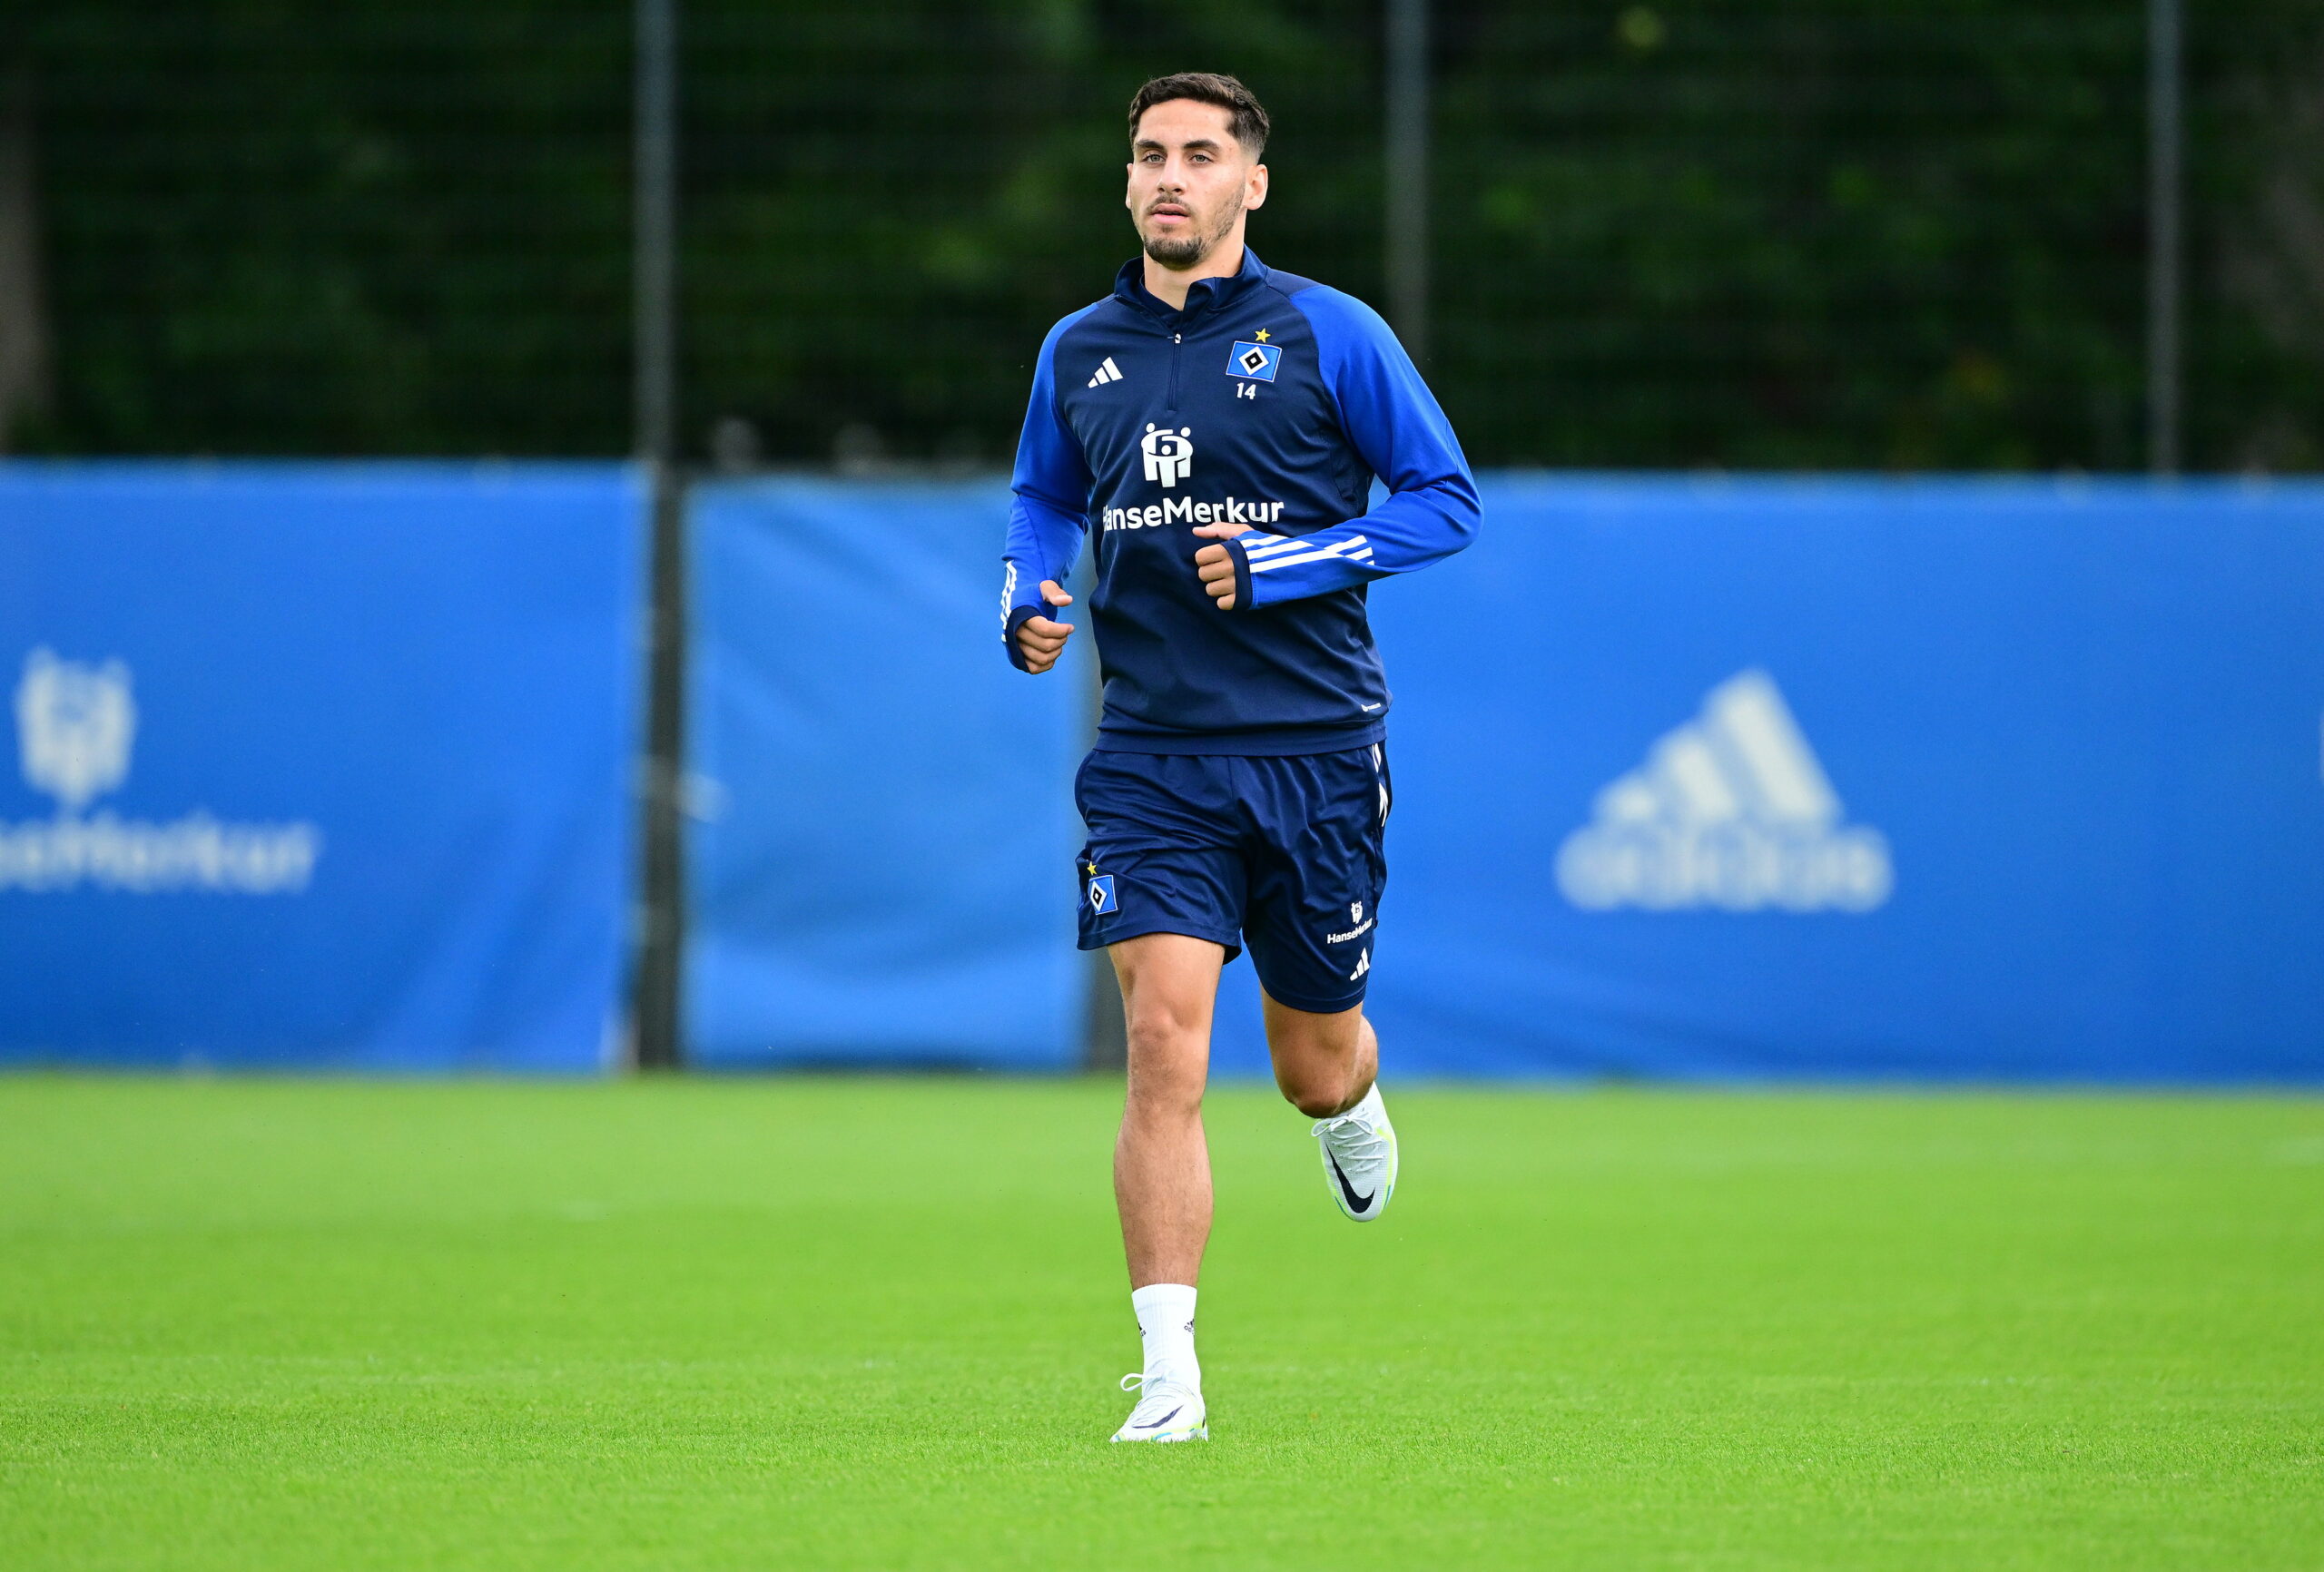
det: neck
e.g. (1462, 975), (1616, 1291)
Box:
(1141, 234), (1246, 311)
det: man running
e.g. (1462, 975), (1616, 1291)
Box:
(1000, 72), (1479, 1444)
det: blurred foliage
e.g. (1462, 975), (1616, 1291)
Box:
(9, 0), (2322, 468)
(13, 1), (629, 456)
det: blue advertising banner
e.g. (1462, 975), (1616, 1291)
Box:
(0, 463), (643, 1071)
(682, 478), (1083, 1069)
(1336, 476), (2324, 1083)
(685, 474), (2324, 1084)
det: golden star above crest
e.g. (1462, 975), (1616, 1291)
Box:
(1254, 329), (1271, 343)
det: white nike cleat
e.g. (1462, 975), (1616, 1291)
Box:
(1314, 1083), (1398, 1222)
(1109, 1372), (1208, 1443)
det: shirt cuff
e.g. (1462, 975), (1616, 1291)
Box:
(1223, 536), (1256, 612)
(1002, 603), (1046, 671)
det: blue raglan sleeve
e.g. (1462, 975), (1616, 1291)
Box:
(1223, 289), (1479, 610)
(1000, 309), (1098, 670)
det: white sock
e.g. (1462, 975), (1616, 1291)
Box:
(1131, 1282), (1199, 1389)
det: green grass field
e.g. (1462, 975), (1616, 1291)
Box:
(3, 1076), (2320, 1569)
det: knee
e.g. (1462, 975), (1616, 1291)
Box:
(1276, 1067), (1355, 1120)
(1265, 1006), (1368, 1118)
(1125, 1005), (1203, 1063)
(1124, 1009), (1206, 1117)
(1286, 1087), (1347, 1120)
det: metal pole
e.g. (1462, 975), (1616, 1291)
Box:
(2146, 0), (2181, 476)
(1384, 0), (1431, 361)
(635, 0), (676, 467)
(633, 0), (685, 1069)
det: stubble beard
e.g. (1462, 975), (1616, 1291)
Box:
(1140, 205), (1234, 270)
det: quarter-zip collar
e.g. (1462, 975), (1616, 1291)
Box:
(1111, 246), (1272, 329)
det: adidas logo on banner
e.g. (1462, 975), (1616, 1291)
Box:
(1555, 669), (1892, 913)
(1087, 357), (1123, 388)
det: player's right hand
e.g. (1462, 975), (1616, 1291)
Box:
(1014, 580), (1075, 674)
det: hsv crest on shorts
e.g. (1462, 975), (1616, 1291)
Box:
(1087, 873), (1118, 915)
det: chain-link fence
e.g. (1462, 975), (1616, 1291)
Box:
(10, 0), (2322, 468)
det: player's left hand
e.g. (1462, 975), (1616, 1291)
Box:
(1191, 520), (1251, 611)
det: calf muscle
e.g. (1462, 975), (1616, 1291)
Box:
(1109, 933), (1226, 1289)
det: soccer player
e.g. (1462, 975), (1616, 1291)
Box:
(1001, 72), (1479, 1444)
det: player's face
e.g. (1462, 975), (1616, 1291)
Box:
(1126, 101), (1267, 269)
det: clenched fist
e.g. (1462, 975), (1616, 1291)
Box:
(1014, 580), (1076, 673)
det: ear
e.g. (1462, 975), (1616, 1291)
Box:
(1245, 162), (1269, 212)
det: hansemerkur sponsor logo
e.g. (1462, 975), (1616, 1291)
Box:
(1108, 423), (1288, 532)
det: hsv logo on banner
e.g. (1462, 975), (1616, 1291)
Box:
(16, 647), (133, 811)
(1557, 669), (1891, 913)
(1, 648), (322, 894)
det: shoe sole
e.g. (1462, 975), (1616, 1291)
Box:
(1110, 1425), (1208, 1444)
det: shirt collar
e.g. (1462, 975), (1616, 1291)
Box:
(1111, 246), (1269, 326)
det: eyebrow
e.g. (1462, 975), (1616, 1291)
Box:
(1134, 137), (1228, 155)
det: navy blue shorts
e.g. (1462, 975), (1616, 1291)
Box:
(1074, 744), (1390, 1015)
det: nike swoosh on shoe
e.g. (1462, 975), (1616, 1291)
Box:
(1327, 1151), (1376, 1213)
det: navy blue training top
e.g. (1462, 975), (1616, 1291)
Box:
(1002, 248), (1480, 755)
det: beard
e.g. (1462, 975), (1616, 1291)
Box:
(1142, 231), (1209, 267)
(1140, 207), (1231, 269)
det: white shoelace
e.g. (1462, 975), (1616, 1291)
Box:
(1118, 1371), (1200, 1432)
(1315, 1106), (1389, 1163)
